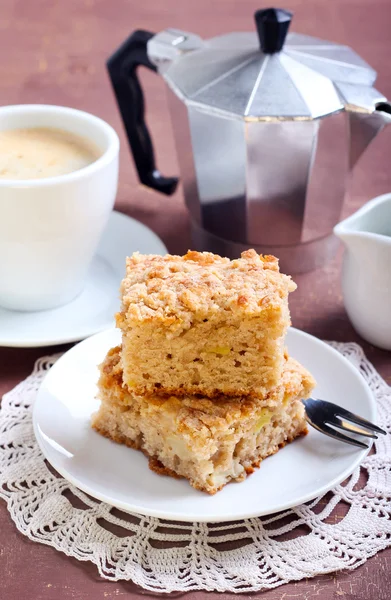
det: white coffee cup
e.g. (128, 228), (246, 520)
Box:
(0, 104), (119, 311)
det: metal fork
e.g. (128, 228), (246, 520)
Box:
(302, 398), (387, 449)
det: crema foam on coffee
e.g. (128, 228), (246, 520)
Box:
(0, 127), (101, 180)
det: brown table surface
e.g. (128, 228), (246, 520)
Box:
(1, 0), (391, 598)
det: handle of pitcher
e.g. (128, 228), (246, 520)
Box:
(107, 30), (178, 195)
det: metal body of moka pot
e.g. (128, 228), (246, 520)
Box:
(107, 8), (391, 273)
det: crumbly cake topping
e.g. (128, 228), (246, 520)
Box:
(119, 250), (296, 328)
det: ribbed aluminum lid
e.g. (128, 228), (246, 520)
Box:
(160, 9), (377, 120)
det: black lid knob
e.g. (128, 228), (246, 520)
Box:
(254, 8), (292, 53)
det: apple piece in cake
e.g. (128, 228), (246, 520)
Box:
(116, 249), (296, 398)
(92, 346), (315, 495)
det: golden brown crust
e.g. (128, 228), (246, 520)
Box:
(118, 250), (296, 334)
(148, 457), (183, 480)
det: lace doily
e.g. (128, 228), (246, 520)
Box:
(1, 342), (390, 594)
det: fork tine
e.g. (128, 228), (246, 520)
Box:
(328, 402), (386, 436)
(307, 420), (370, 449)
(331, 417), (378, 439)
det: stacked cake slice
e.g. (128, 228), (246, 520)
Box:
(92, 249), (315, 494)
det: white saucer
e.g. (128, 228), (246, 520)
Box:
(33, 327), (375, 522)
(0, 211), (167, 348)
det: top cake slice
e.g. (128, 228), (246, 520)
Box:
(117, 249), (296, 398)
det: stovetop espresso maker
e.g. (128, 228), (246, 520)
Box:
(107, 7), (391, 272)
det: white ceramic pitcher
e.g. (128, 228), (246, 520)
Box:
(334, 193), (391, 350)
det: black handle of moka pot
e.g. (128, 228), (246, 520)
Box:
(107, 30), (178, 195)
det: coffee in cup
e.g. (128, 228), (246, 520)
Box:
(0, 127), (102, 180)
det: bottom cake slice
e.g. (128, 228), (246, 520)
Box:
(92, 347), (315, 494)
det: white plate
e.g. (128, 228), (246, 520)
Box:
(0, 211), (167, 347)
(33, 327), (375, 523)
